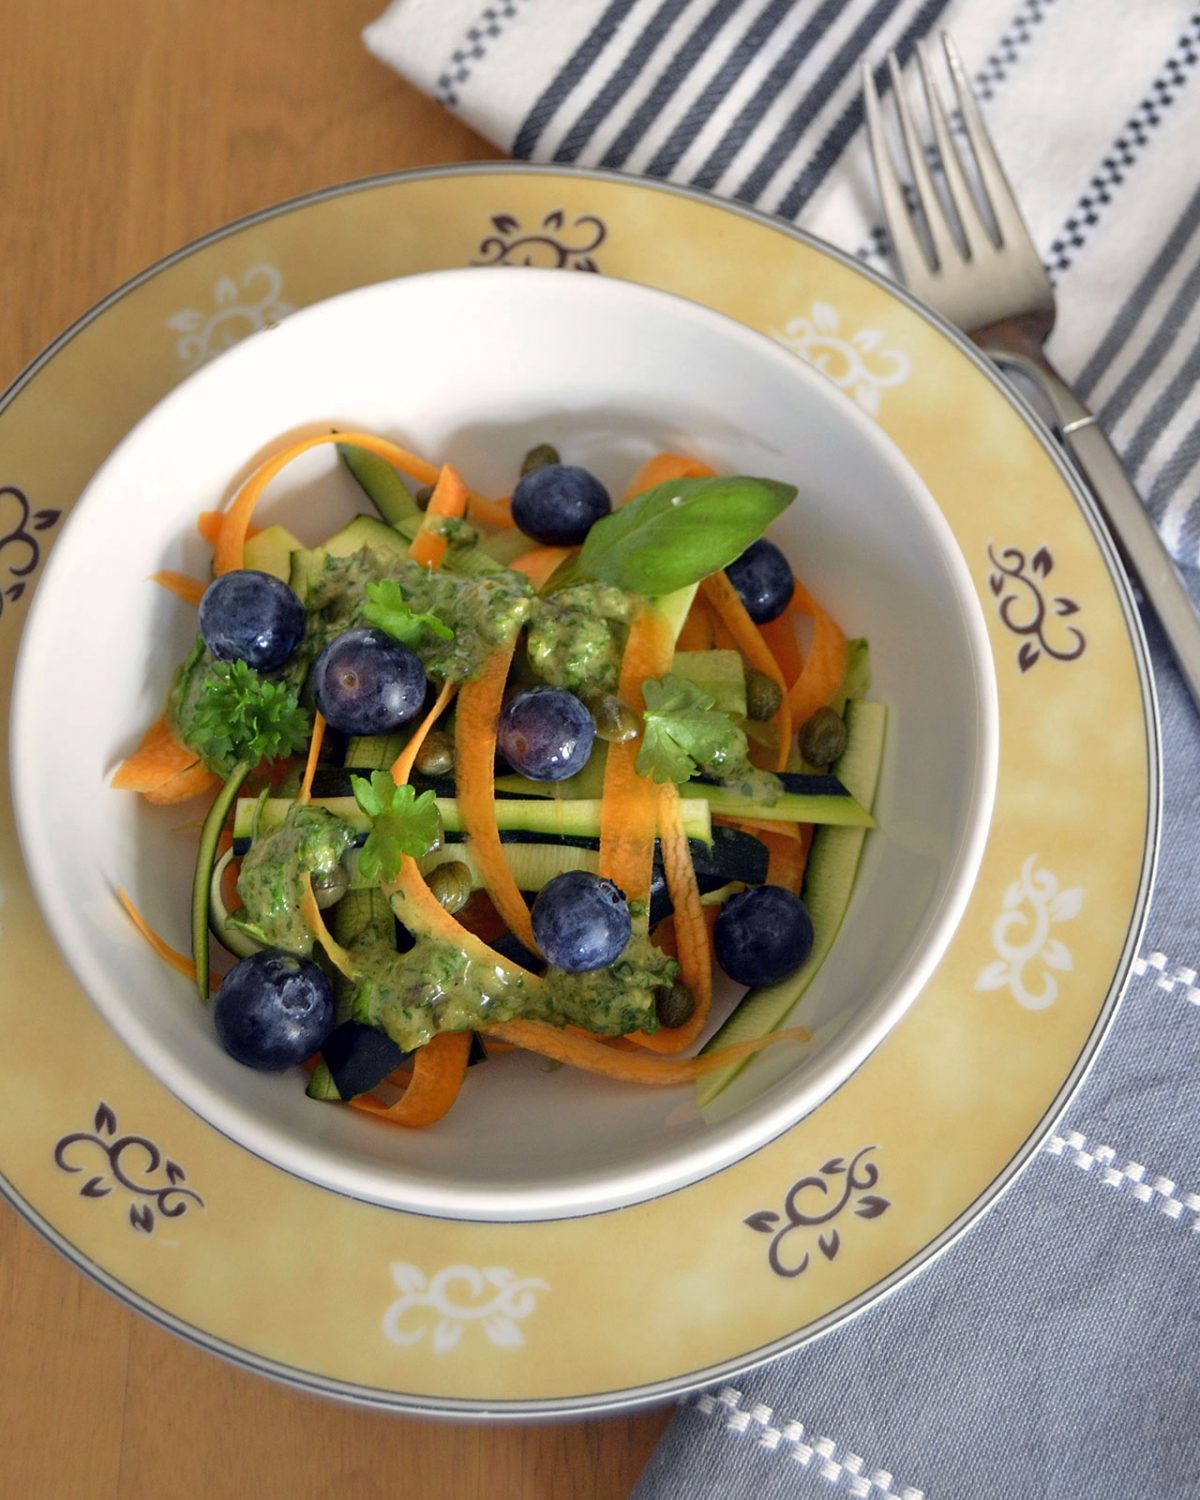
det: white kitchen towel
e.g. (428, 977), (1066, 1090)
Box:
(364, 4), (1200, 1497)
(365, 0), (1200, 569)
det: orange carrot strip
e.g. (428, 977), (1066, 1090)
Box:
(675, 598), (716, 652)
(763, 826), (810, 894)
(466, 491), (515, 529)
(198, 511), (258, 547)
(136, 714), (173, 747)
(347, 1032), (472, 1127)
(296, 712), (326, 806)
(198, 511), (261, 547)
(629, 782), (713, 1055)
(390, 680), (456, 788)
(483, 1018), (811, 1084)
(453, 644), (537, 952)
(214, 435), (489, 575)
(151, 571), (206, 607)
(299, 875), (357, 978)
(390, 855), (542, 986)
(406, 463), (469, 571)
(623, 453), (716, 500)
(509, 545), (570, 588)
(143, 761), (222, 805)
(116, 887), (218, 994)
(759, 610), (804, 688)
(598, 603), (677, 919)
(699, 571), (792, 773)
(787, 580), (848, 727)
(714, 813), (802, 840)
(710, 607), (738, 651)
(112, 719), (202, 792)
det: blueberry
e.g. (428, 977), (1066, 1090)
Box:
(198, 569), (306, 670)
(498, 687), (595, 781)
(531, 871), (631, 973)
(714, 885), (814, 987)
(312, 627), (428, 735)
(510, 463), (611, 546)
(213, 950), (334, 1070)
(724, 539), (794, 624)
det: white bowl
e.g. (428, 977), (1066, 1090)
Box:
(11, 268), (997, 1221)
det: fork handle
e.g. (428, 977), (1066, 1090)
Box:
(989, 347), (1200, 714)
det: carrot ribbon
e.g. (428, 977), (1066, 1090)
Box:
(598, 602), (677, 922)
(787, 580), (848, 727)
(483, 1018), (811, 1083)
(213, 433), (506, 575)
(406, 463), (469, 570)
(454, 644), (538, 953)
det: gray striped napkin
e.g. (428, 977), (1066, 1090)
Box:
(365, 3), (1200, 1494)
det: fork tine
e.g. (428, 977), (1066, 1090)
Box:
(861, 61), (932, 280)
(915, 38), (992, 257)
(886, 51), (962, 271)
(941, 32), (1037, 254)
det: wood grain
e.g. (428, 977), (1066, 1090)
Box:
(0, 1), (673, 1493)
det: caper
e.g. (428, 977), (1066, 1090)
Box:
(745, 667), (783, 721)
(414, 729), (455, 779)
(520, 441), (561, 476)
(414, 484), (434, 511)
(591, 694), (641, 744)
(655, 982), (696, 1030)
(799, 705), (848, 767)
(311, 864), (349, 910)
(426, 861), (473, 915)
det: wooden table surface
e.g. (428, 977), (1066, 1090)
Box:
(0, 2), (673, 1494)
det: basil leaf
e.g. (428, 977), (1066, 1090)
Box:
(577, 475), (796, 596)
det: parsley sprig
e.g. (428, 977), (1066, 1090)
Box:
(635, 673), (749, 785)
(190, 660), (310, 775)
(350, 771), (442, 884)
(363, 580), (453, 647)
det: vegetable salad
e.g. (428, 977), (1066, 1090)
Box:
(114, 433), (882, 1127)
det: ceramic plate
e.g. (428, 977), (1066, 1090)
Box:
(0, 164), (1157, 1416)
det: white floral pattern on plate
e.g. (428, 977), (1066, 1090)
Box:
(382, 1263), (549, 1354)
(771, 301), (911, 414)
(167, 265), (294, 371)
(975, 855), (1084, 1010)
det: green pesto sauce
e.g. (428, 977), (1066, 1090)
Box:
(687, 727), (783, 804)
(525, 582), (638, 698)
(234, 804), (355, 957)
(166, 635), (210, 748)
(348, 929), (677, 1052)
(301, 546), (534, 680)
(715, 764), (784, 804)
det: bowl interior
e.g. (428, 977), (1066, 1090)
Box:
(11, 268), (996, 1220)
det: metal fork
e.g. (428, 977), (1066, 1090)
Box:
(863, 34), (1200, 712)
